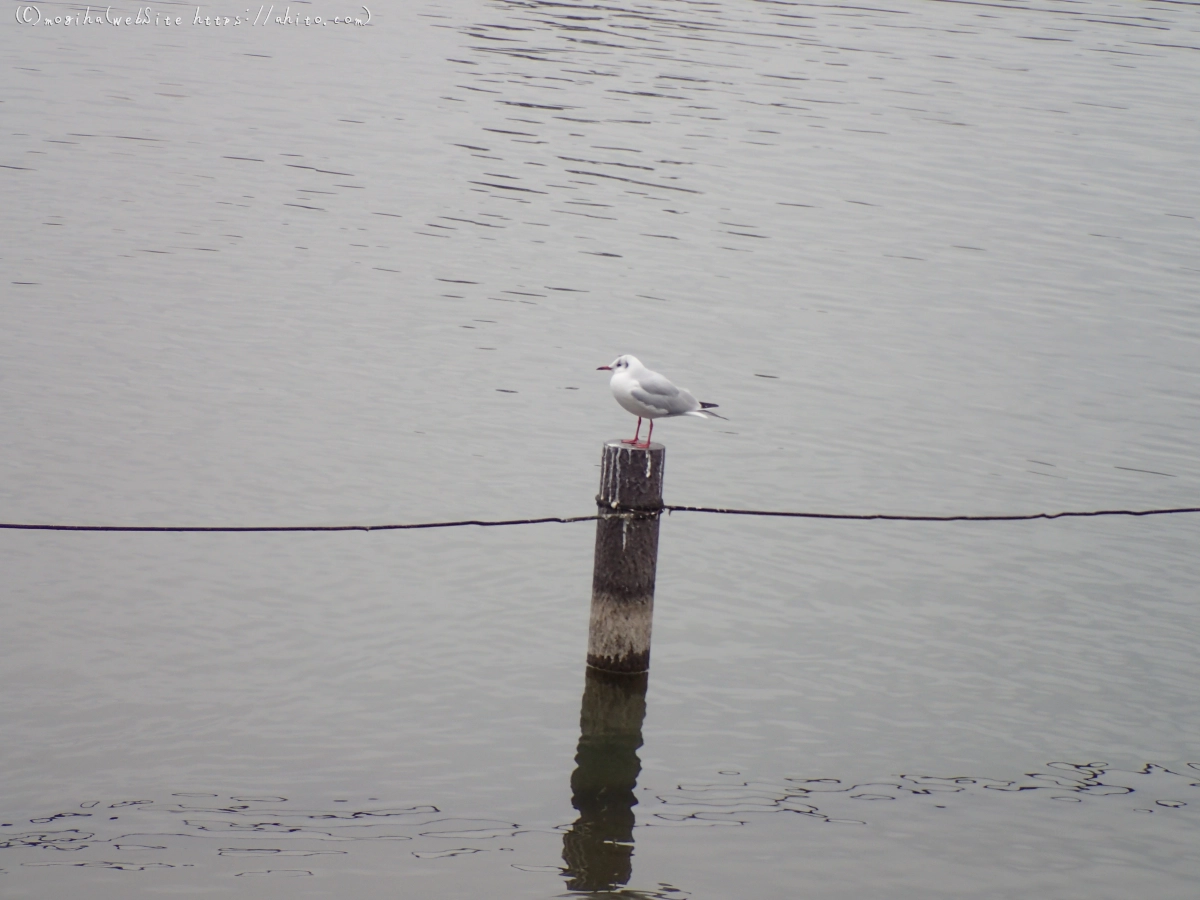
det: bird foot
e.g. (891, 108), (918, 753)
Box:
(619, 437), (641, 445)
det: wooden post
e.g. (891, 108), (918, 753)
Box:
(587, 440), (665, 674)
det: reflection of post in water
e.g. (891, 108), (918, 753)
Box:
(562, 668), (649, 892)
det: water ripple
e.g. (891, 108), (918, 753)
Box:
(2, 762), (1195, 888)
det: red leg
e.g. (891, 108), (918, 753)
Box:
(621, 417), (643, 445)
(636, 419), (654, 448)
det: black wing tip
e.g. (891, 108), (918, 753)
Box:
(699, 401), (719, 409)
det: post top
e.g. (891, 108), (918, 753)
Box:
(603, 440), (665, 451)
(597, 439), (666, 508)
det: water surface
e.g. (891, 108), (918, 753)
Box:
(2, 0), (1199, 896)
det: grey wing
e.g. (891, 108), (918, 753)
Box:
(631, 372), (700, 415)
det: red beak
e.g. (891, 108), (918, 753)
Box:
(597, 365), (612, 370)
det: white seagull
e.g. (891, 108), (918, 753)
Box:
(597, 355), (724, 447)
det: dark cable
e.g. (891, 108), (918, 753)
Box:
(0, 507), (1197, 534)
(663, 505), (1200, 522)
(0, 515), (599, 533)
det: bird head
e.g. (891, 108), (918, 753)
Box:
(597, 355), (639, 372)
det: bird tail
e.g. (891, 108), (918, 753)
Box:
(692, 402), (728, 420)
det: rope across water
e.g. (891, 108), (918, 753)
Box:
(0, 506), (1196, 533)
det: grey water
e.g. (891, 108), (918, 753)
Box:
(2, 0), (1199, 896)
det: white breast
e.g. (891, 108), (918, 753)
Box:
(611, 370), (671, 418)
